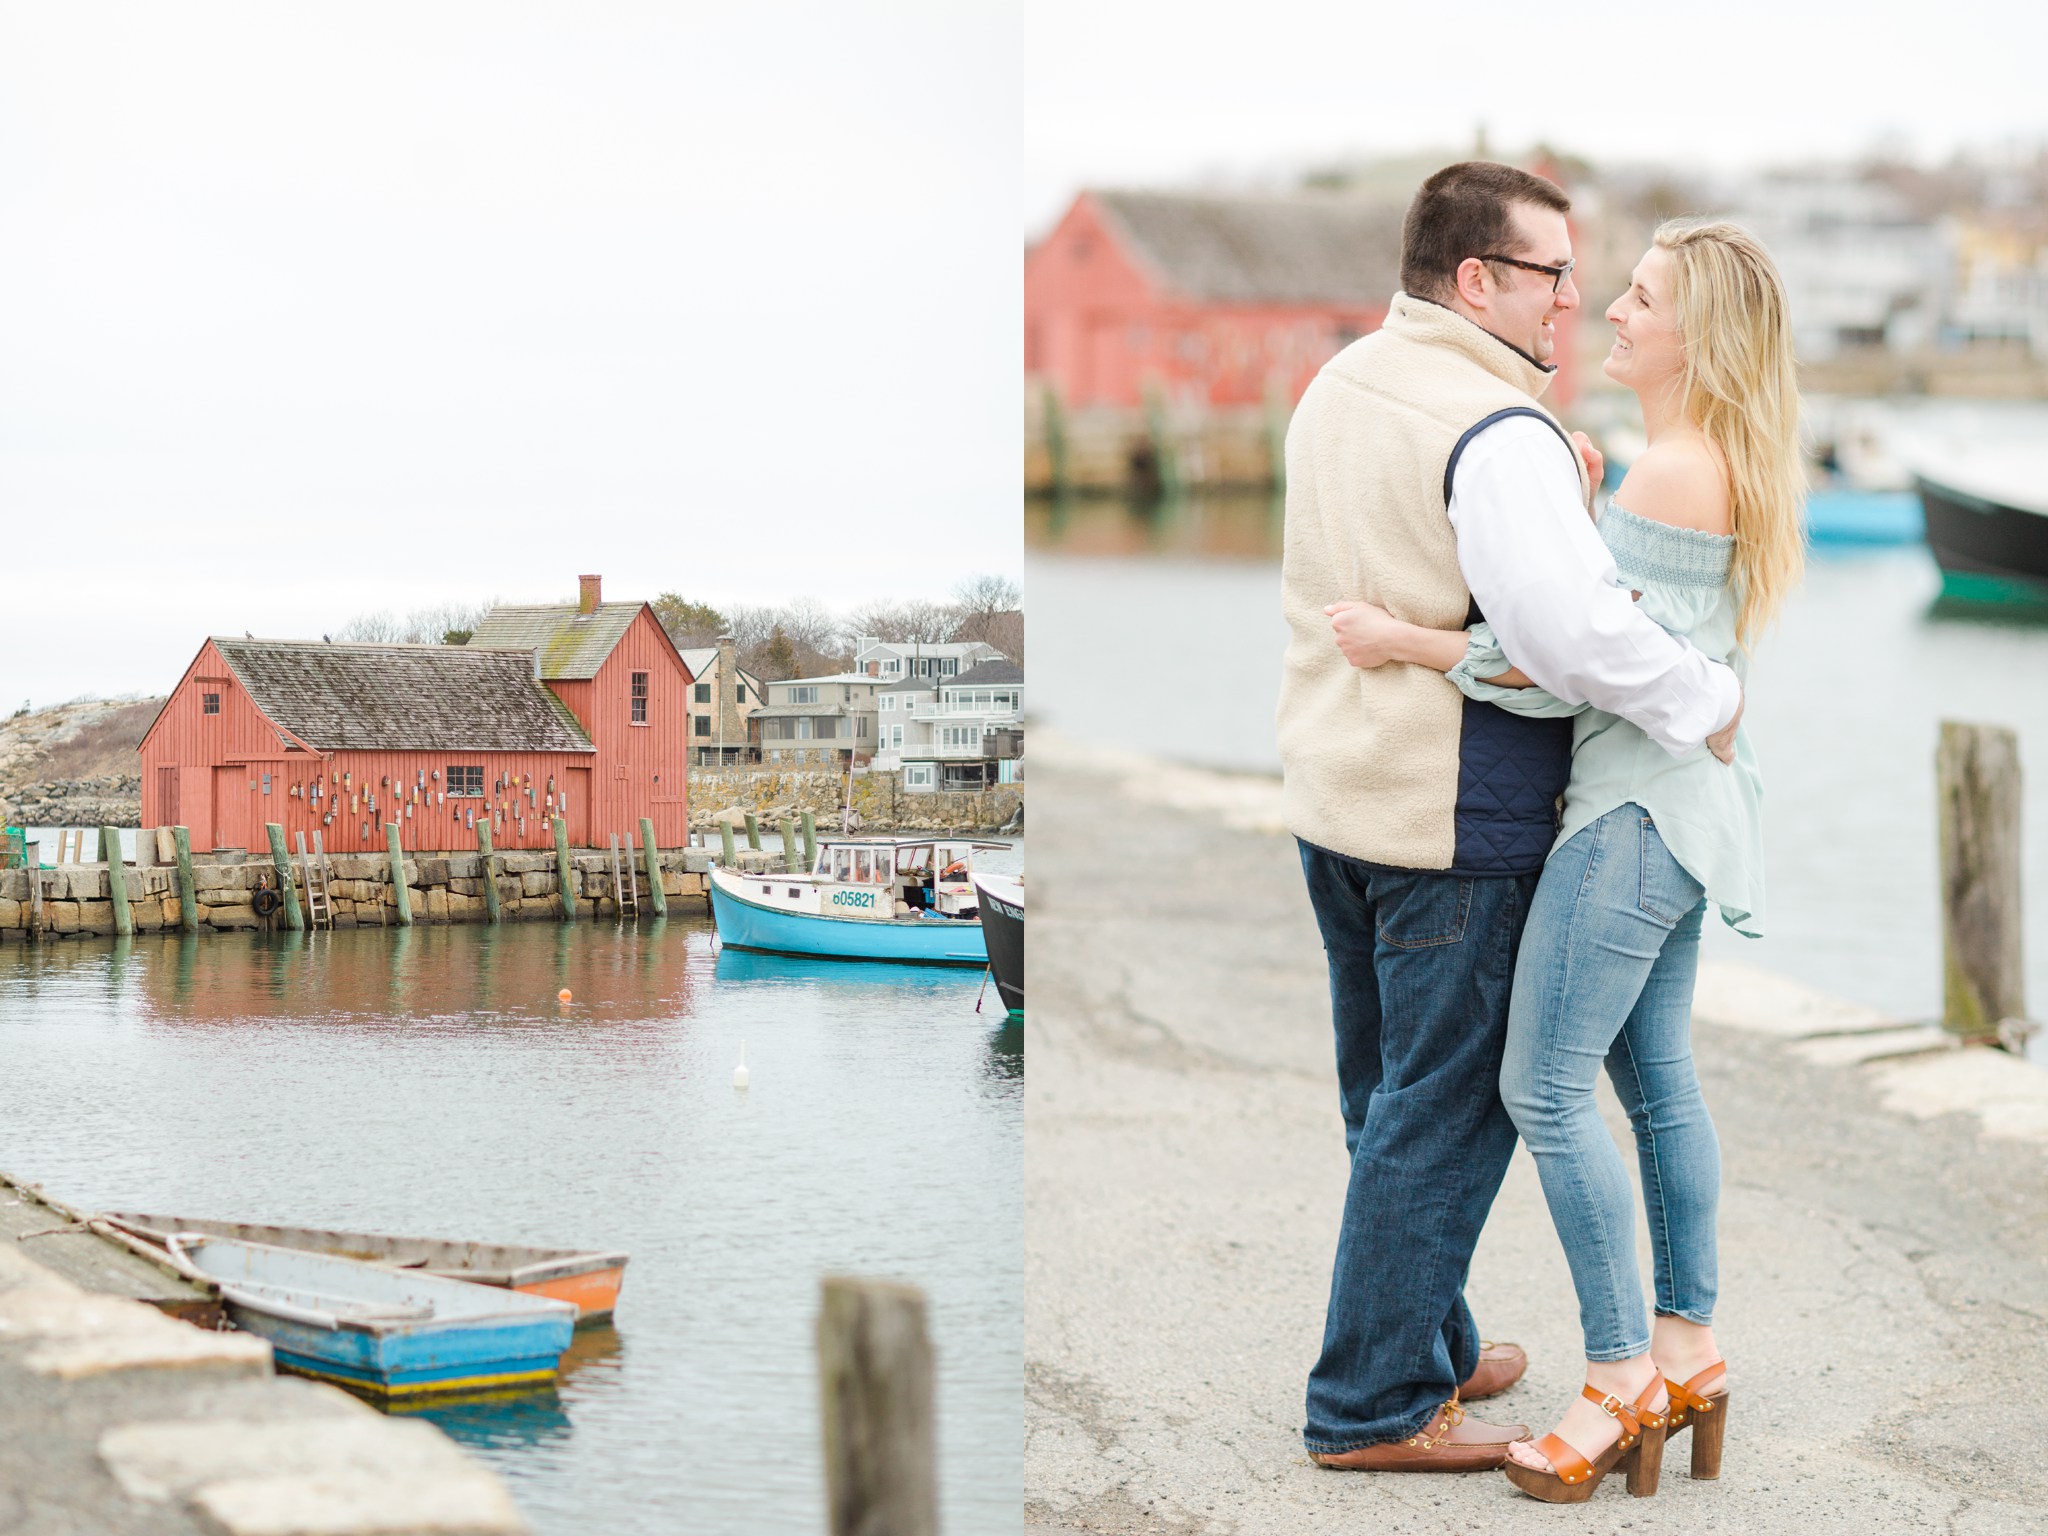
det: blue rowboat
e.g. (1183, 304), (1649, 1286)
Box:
(168, 1233), (577, 1401)
(710, 864), (987, 966)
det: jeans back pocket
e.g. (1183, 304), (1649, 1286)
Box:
(1637, 814), (1704, 927)
(1375, 874), (1474, 949)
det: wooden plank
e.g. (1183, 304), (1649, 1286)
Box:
(640, 817), (667, 917)
(817, 1276), (937, 1536)
(265, 822), (304, 931)
(1938, 720), (2027, 1046)
(0, 1172), (221, 1326)
(172, 827), (199, 934)
(385, 822), (413, 927)
(553, 816), (576, 921)
(477, 820), (502, 924)
(100, 825), (133, 937)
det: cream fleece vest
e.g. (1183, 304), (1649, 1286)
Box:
(1276, 293), (1590, 869)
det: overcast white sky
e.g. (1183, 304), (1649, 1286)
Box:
(1, 2), (1020, 706)
(1026, 0), (2048, 236)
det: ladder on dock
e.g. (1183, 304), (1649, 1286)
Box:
(610, 834), (639, 920)
(298, 831), (334, 930)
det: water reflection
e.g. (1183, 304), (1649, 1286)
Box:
(0, 907), (1020, 1536)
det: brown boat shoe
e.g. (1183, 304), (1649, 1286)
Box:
(1309, 1400), (1532, 1473)
(1458, 1340), (1528, 1402)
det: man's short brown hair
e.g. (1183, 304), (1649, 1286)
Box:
(1401, 161), (1570, 302)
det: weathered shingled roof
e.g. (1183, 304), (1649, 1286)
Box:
(211, 639), (593, 753)
(468, 602), (643, 680)
(948, 659), (1023, 687)
(1092, 190), (1403, 306)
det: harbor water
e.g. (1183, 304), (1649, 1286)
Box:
(0, 856), (1022, 1535)
(1030, 493), (2048, 1056)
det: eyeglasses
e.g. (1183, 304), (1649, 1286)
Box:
(1478, 255), (1575, 293)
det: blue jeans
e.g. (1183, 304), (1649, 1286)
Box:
(1297, 841), (1539, 1452)
(1499, 804), (1720, 1361)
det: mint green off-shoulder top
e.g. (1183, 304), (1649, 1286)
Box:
(1447, 498), (1764, 936)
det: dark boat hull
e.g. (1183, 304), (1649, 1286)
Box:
(1917, 473), (2048, 599)
(973, 876), (1023, 1017)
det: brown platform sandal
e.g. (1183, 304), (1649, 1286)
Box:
(1501, 1379), (1668, 1504)
(1662, 1361), (1729, 1479)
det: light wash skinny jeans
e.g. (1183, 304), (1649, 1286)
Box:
(1499, 803), (1719, 1361)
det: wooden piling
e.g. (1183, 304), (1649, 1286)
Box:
(100, 824), (133, 937)
(477, 820), (502, 924)
(553, 817), (576, 921)
(720, 820), (737, 867)
(172, 827), (198, 934)
(817, 1275), (938, 1536)
(744, 812), (762, 851)
(801, 811), (817, 870)
(265, 823), (305, 931)
(781, 818), (803, 874)
(1937, 720), (2027, 1047)
(27, 844), (44, 939)
(384, 822), (413, 927)
(640, 817), (667, 916)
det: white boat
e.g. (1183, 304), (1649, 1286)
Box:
(709, 836), (1002, 966)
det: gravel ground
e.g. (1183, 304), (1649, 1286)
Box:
(1025, 752), (2048, 1535)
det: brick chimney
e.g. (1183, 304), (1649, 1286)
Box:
(578, 574), (601, 616)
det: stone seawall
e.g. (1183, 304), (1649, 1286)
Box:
(688, 767), (1022, 833)
(0, 847), (714, 941)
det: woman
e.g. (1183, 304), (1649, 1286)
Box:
(1328, 219), (1803, 1502)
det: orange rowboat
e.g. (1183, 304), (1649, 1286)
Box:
(102, 1212), (628, 1324)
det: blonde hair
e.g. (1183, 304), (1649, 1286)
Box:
(1652, 218), (1806, 647)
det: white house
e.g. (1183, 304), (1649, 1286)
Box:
(852, 636), (1006, 683)
(871, 674), (937, 771)
(751, 673), (882, 767)
(898, 659), (1023, 793)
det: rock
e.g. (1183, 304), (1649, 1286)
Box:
(208, 905), (257, 930)
(46, 901), (80, 933)
(75, 901), (113, 932)
(0, 898), (19, 930)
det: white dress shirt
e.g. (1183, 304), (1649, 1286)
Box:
(1446, 414), (1740, 757)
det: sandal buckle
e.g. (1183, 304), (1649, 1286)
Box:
(1595, 1392), (1624, 1417)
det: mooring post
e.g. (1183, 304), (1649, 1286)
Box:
(1937, 720), (2027, 1047)
(720, 819), (737, 867)
(476, 820), (502, 924)
(553, 816), (577, 921)
(172, 826), (199, 934)
(817, 1275), (938, 1536)
(384, 822), (413, 927)
(639, 817), (667, 917)
(800, 811), (817, 870)
(99, 824), (133, 937)
(744, 812), (762, 852)
(781, 818), (803, 874)
(265, 822), (305, 931)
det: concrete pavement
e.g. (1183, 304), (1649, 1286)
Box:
(1026, 745), (2048, 1534)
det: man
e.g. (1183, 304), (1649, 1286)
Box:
(1276, 162), (1741, 1472)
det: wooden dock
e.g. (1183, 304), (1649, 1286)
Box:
(0, 1171), (221, 1326)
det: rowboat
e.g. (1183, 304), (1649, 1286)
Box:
(709, 836), (996, 966)
(971, 872), (1023, 1018)
(167, 1233), (578, 1400)
(104, 1211), (627, 1323)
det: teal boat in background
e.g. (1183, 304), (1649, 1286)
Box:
(709, 837), (993, 967)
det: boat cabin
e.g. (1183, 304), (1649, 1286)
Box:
(810, 836), (994, 919)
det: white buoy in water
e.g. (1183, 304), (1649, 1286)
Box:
(733, 1041), (750, 1091)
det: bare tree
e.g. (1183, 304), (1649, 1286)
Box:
(951, 573), (1023, 656)
(335, 598), (498, 645)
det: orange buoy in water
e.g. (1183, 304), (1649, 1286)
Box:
(557, 988), (572, 1004)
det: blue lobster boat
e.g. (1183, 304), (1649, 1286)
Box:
(709, 836), (993, 967)
(168, 1233), (577, 1400)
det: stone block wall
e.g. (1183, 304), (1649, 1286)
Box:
(0, 846), (713, 942)
(687, 766), (1022, 834)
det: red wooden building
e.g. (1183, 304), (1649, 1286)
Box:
(1025, 187), (1581, 411)
(140, 576), (694, 854)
